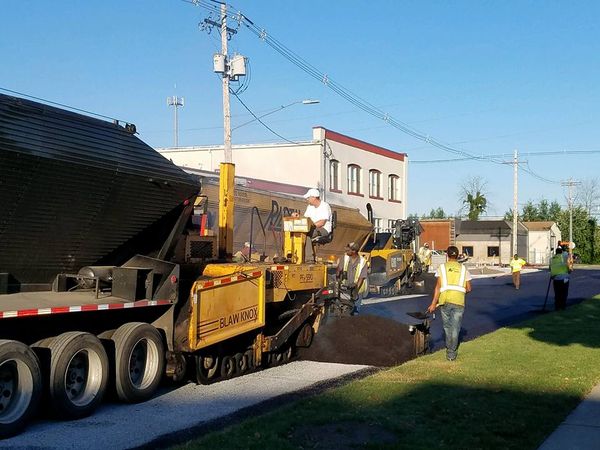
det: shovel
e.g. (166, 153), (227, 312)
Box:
(407, 310), (434, 320)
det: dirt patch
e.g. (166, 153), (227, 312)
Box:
(298, 315), (417, 367)
(289, 422), (397, 449)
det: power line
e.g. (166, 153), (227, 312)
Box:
(230, 91), (300, 144)
(411, 149), (600, 164)
(190, 2), (564, 185)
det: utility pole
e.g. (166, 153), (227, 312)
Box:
(167, 95), (184, 147)
(201, 5), (245, 258)
(503, 149), (523, 257)
(512, 149), (518, 256)
(561, 178), (581, 254)
(220, 4), (232, 163)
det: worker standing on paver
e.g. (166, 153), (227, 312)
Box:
(418, 243), (432, 273)
(427, 246), (472, 361)
(550, 247), (573, 311)
(509, 254), (527, 290)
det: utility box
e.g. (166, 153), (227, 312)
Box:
(229, 54), (246, 77)
(213, 53), (226, 73)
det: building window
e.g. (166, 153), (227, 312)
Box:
(487, 246), (500, 257)
(329, 159), (340, 191)
(369, 170), (382, 198)
(388, 174), (401, 201)
(388, 219), (397, 230)
(462, 246), (474, 256)
(347, 164), (362, 194)
(373, 218), (383, 232)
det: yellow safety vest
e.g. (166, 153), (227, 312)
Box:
(438, 261), (468, 307)
(343, 254), (369, 295)
(510, 258), (526, 273)
(550, 254), (568, 277)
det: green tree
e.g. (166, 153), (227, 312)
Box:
(521, 201), (539, 221)
(422, 207), (446, 219)
(504, 200), (562, 222)
(460, 176), (488, 220)
(553, 206), (600, 263)
(548, 201), (562, 222)
(464, 192), (487, 220)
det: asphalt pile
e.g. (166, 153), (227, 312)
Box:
(298, 315), (417, 367)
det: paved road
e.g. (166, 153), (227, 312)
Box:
(364, 267), (600, 350)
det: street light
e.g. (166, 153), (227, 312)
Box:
(231, 99), (320, 131)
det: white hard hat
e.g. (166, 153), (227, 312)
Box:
(303, 188), (320, 199)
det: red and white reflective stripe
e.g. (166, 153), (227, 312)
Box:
(270, 265), (288, 271)
(197, 270), (263, 291)
(0, 299), (173, 320)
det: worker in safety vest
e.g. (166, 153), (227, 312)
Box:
(549, 247), (573, 311)
(427, 245), (472, 361)
(417, 243), (432, 273)
(509, 254), (527, 290)
(337, 242), (369, 316)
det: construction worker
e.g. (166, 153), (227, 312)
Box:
(550, 247), (573, 311)
(337, 242), (369, 315)
(298, 188), (332, 240)
(427, 246), (472, 361)
(509, 254), (527, 290)
(418, 243), (432, 273)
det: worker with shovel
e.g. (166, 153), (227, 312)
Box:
(427, 246), (472, 361)
(550, 247), (573, 311)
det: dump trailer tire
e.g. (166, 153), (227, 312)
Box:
(0, 340), (42, 439)
(111, 323), (165, 403)
(41, 332), (109, 419)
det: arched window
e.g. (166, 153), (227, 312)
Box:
(369, 169), (382, 199)
(347, 164), (362, 194)
(388, 174), (401, 202)
(329, 159), (340, 191)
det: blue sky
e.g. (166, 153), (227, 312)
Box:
(2, 1), (600, 217)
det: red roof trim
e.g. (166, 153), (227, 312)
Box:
(321, 128), (406, 161)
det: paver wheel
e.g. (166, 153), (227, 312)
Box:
(111, 323), (165, 403)
(0, 340), (42, 438)
(195, 354), (220, 384)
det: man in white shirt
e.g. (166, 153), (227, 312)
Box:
(301, 188), (332, 240)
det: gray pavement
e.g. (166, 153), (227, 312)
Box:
(0, 361), (370, 449)
(538, 384), (600, 450)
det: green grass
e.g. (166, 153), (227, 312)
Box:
(177, 296), (600, 450)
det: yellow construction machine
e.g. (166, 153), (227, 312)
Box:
(360, 217), (423, 296)
(173, 162), (336, 383)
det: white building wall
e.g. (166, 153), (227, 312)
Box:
(313, 128), (407, 229)
(527, 225), (561, 265)
(158, 127), (408, 230)
(158, 143), (322, 188)
(457, 236), (512, 265)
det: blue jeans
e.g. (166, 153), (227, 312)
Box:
(440, 303), (465, 360)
